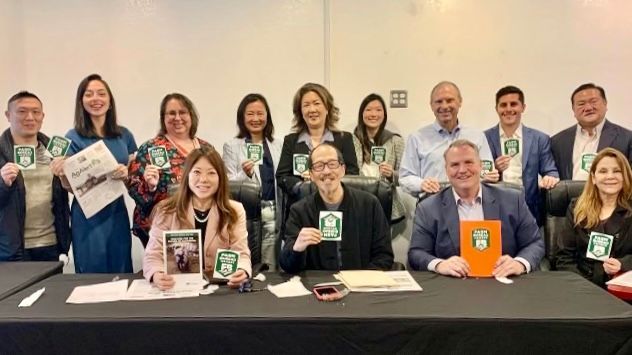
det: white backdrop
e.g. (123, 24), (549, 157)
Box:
(1, 0), (631, 271)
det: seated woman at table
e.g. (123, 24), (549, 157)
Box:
(222, 93), (281, 270)
(556, 148), (632, 286)
(352, 93), (406, 224)
(143, 147), (251, 290)
(129, 93), (213, 248)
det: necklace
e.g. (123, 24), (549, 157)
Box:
(194, 209), (210, 223)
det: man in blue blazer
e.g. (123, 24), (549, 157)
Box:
(551, 83), (632, 180)
(408, 139), (544, 278)
(484, 86), (559, 224)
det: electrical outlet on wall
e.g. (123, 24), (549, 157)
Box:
(390, 90), (407, 108)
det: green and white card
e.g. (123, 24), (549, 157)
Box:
(581, 153), (596, 173)
(319, 211), (343, 241)
(293, 153), (309, 176)
(481, 160), (494, 174)
(149, 146), (171, 169)
(246, 143), (263, 165)
(586, 231), (614, 261)
(213, 249), (240, 279)
(14, 145), (36, 170)
(503, 139), (520, 157)
(46, 136), (71, 158)
(371, 146), (387, 165)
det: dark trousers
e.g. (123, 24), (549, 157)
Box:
(23, 245), (59, 261)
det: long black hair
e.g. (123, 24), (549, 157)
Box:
(74, 73), (122, 138)
(354, 93), (388, 164)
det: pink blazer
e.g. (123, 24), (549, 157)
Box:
(143, 200), (252, 281)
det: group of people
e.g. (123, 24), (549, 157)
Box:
(1, 74), (631, 290)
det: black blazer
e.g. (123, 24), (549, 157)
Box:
(551, 120), (632, 180)
(555, 199), (632, 286)
(276, 130), (359, 198)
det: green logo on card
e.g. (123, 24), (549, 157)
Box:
(319, 211), (342, 241)
(581, 154), (596, 173)
(246, 143), (263, 164)
(504, 139), (520, 157)
(472, 228), (490, 251)
(481, 160), (494, 174)
(14, 145), (36, 170)
(149, 146), (170, 169)
(587, 231), (613, 260)
(213, 249), (239, 278)
(46, 136), (71, 158)
(293, 154), (309, 175)
(371, 146), (387, 165)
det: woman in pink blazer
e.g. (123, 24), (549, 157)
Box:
(143, 146), (251, 289)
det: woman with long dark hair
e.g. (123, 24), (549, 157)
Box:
(352, 93), (406, 223)
(143, 147), (251, 289)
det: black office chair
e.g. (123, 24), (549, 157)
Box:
(298, 176), (393, 221)
(228, 180), (268, 274)
(543, 180), (586, 270)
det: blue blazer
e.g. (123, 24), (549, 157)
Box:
(484, 125), (558, 221)
(551, 119), (632, 180)
(408, 183), (545, 271)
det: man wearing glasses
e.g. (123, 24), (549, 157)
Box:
(0, 91), (70, 261)
(279, 143), (394, 273)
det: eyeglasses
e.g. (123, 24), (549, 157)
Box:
(165, 110), (190, 120)
(311, 160), (343, 172)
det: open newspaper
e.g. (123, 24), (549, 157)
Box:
(62, 140), (127, 218)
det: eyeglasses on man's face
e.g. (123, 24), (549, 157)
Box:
(310, 159), (342, 172)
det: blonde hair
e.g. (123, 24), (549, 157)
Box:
(574, 148), (632, 228)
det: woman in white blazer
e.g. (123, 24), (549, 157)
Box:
(223, 93), (281, 270)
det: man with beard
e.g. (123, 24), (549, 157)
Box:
(279, 143), (393, 273)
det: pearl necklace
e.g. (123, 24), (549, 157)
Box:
(194, 209), (210, 223)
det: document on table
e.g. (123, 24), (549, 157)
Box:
(335, 271), (423, 292)
(124, 279), (206, 300)
(267, 276), (311, 298)
(606, 270), (632, 287)
(66, 280), (129, 304)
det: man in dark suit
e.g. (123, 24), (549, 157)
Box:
(551, 83), (632, 180)
(408, 139), (544, 278)
(484, 86), (559, 223)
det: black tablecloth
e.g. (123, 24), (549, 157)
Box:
(0, 261), (63, 301)
(0, 271), (631, 355)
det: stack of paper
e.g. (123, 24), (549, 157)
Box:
(606, 270), (632, 287)
(267, 276), (311, 298)
(334, 270), (422, 292)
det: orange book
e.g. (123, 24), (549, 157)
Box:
(459, 220), (502, 277)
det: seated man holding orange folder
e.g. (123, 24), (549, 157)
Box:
(408, 139), (544, 278)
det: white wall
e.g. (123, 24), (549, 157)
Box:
(2, 0), (631, 270)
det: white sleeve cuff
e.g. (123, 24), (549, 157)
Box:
(428, 258), (444, 273)
(515, 257), (531, 273)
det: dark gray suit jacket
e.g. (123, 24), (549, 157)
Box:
(408, 183), (544, 271)
(551, 120), (632, 180)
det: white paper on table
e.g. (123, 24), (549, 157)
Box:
(124, 279), (206, 300)
(606, 270), (632, 287)
(18, 287), (45, 307)
(335, 271), (423, 292)
(66, 279), (129, 304)
(267, 276), (311, 298)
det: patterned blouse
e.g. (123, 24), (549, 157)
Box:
(128, 134), (212, 245)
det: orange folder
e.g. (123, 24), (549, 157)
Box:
(459, 220), (502, 277)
